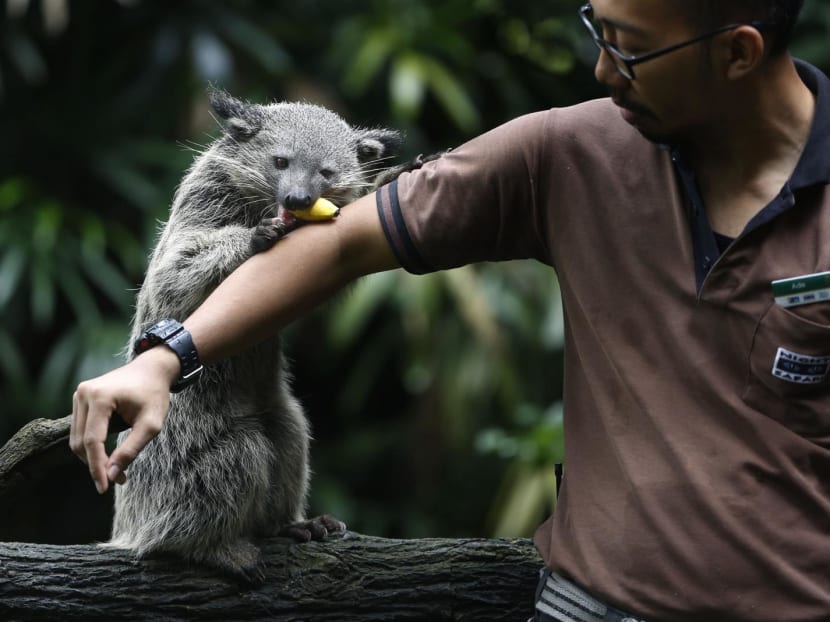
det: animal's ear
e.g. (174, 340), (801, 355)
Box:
(355, 128), (402, 164)
(208, 88), (262, 140)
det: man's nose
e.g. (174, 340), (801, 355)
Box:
(594, 48), (630, 89)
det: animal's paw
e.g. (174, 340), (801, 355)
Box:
(278, 514), (347, 542)
(250, 217), (299, 254)
(371, 149), (449, 188)
(409, 150), (446, 169)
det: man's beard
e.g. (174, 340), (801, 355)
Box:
(610, 92), (672, 143)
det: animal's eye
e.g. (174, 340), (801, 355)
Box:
(320, 168), (335, 180)
(274, 157), (289, 170)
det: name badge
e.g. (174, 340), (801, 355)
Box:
(772, 348), (830, 384)
(771, 271), (830, 308)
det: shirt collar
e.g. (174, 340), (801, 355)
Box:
(789, 59), (830, 189)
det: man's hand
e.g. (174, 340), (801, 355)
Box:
(70, 346), (180, 494)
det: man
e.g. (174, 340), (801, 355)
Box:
(72, 1), (828, 620)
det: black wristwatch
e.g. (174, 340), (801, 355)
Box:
(134, 318), (204, 392)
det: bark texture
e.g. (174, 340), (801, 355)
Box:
(0, 417), (543, 621)
(0, 534), (541, 621)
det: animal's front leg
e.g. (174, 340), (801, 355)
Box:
(141, 225), (265, 321)
(250, 216), (304, 254)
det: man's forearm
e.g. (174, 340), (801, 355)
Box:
(182, 192), (399, 366)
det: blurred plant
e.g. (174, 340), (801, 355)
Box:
(476, 401), (564, 537)
(290, 260), (566, 537)
(3, 0), (828, 541)
(334, 0), (484, 132)
(328, 0), (595, 155)
(0, 0), (587, 539)
(0, 0), (294, 440)
(0, 178), (140, 440)
(792, 1), (830, 67)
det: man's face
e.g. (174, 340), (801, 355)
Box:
(589, 0), (720, 144)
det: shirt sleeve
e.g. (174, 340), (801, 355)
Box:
(375, 110), (554, 274)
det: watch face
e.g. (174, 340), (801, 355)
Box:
(134, 319), (183, 354)
(135, 335), (159, 353)
(154, 318), (184, 341)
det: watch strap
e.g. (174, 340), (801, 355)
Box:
(165, 328), (204, 392)
(134, 318), (204, 392)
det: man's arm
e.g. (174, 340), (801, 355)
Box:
(70, 192), (399, 494)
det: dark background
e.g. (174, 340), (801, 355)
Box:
(1, 0), (828, 540)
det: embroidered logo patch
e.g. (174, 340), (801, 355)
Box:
(772, 348), (830, 384)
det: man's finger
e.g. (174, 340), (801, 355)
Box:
(107, 416), (163, 483)
(69, 390), (88, 464)
(82, 400), (114, 495)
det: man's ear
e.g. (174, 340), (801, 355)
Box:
(208, 87), (263, 141)
(722, 25), (766, 80)
(355, 128), (403, 164)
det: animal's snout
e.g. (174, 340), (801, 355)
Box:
(284, 193), (314, 210)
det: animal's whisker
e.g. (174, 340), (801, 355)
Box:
(258, 201), (280, 220)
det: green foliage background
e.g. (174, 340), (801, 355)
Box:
(1, 1), (828, 540)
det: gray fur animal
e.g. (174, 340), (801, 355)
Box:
(106, 89), (402, 583)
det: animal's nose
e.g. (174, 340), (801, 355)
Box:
(284, 193), (313, 210)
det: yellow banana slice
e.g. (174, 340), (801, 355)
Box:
(286, 197), (340, 222)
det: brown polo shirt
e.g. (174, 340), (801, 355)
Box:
(376, 61), (830, 621)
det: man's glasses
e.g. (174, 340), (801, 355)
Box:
(578, 3), (771, 80)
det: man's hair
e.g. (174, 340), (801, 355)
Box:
(685, 0), (804, 56)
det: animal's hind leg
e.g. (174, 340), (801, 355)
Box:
(278, 514), (347, 542)
(203, 538), (267, 585)
(112, 408), (277, 581)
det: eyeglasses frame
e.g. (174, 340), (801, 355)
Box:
(578, 3), (771, 80)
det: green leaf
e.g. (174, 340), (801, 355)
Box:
(75, 322), (129, 381)
(420, 56), (481, 132)
(390, 53), (427, 120)
(214, 10), (292, 75)
(342, 28), (393, 96)
(328, 271), (397, 347)
(0, 178), (25, 211)
(29, 258), (56, 326)
(90, 153), (166, 211)
(0, 247), (26, 309)
(32, 202), (62, 252)
(0, 329), (27, 385)
(36, 328), (83, 410)
(79, 248), (133, 312)
(6, 31), (48, 84)
(55, 259), (102, 324)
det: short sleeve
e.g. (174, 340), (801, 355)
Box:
(376, 110), (553, 274)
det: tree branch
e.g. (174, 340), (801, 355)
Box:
(0, 417), (543, 620)
(0, 534), (541, 620)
